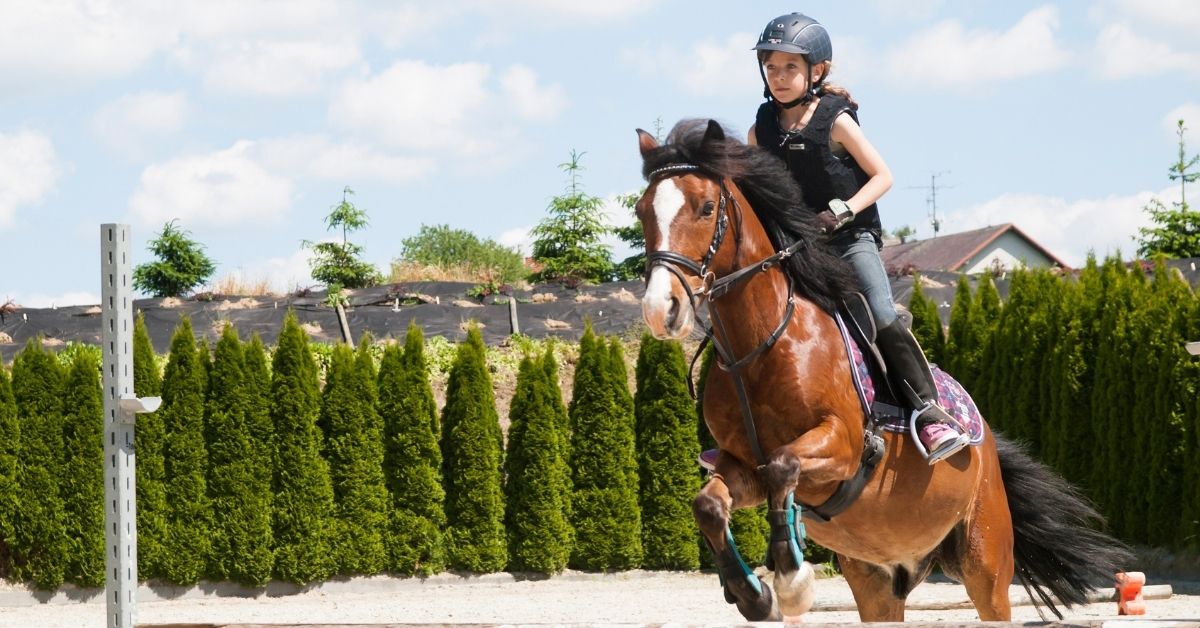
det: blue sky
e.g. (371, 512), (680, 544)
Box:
(3, 0), (1198, 307)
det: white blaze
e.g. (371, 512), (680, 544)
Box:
(644, 178), (686, 308)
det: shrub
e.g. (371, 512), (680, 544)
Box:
(397, 224), (527, 285)
(0, 364), (16, 579)
(378, 323), (445, 575)
(60, 351), (105, 587)
(320, 341), (388, 575)
(206, 325), (273, 586)
(132, 220), (216, 298)
(10, 338), (69, 588)
(133, 314), (169, 580)
(635, 335), (701, 570)
(440, 326), (506, 572)
(159, 317), (212, 585)
(504, 356), (572, 573)
(270, 312), (336, 584)
(568, 324), (641, 570)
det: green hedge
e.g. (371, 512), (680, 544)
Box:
(4, 260), (1198, 589)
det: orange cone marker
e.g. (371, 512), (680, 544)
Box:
(1115, 571), (1146, 615)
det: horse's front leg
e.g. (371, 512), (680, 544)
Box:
(693, 454), (780, 622)
(761, 419), (859, 617)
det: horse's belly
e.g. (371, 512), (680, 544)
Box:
(803, 435), (982, 565)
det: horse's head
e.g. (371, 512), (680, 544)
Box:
(634, 120), (734, 340)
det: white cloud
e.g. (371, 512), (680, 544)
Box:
(0, 130), (64, 229)
(884, 6), (1071, 90)
(128, 141), (293, 228)
(0, 2), (173, 88)
(201, 40), (362, 97)
(869, 0), (945, 20)
(501, 65), (568, 120)
(329, 60), (564, 158)
(9, 291), (100, 309)
(622, 32), (760, 98)
(498, 226), (534, 255)
(1093, 24), (1197, 80)
(1106, 0), (1200, 32)
(508, 0), (655, 20)
(220, 247), (317, 295)
(92, 91), (191, 159)
(253, 135), (435, 182)
(941, 188), (1174, 267)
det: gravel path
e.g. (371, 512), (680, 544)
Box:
(3, 571), (1198, 626)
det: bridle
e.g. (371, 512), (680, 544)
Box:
(643, 163), (808, 465)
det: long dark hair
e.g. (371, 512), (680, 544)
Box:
(641, 119), (858, 314)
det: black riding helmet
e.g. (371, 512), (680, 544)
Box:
(753, 13), (832, 108)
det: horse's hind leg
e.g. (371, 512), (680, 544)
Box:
(953, 450), (1015, 620)
(694, 458), (780, 621)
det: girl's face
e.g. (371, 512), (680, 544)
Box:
(762, 51), (820, 102)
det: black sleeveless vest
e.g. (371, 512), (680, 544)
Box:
(755, 95), (883, 244)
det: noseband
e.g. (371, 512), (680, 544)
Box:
(643, 162), (808, 465)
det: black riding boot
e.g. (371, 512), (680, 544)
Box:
(875, 320), (969, 464)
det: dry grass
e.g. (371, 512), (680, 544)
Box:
(210, 273), (281, 297)
(388, 261), (490, 283)
(388, 261), (531, 289)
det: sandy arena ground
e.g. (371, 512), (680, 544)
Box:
(2, 570), (1198, 627)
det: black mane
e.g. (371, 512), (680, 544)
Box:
(641, 119), (859, 315)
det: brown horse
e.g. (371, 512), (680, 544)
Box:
(634, 119), (1130, 622)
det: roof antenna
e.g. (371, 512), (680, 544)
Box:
(908, 172), (953, 237)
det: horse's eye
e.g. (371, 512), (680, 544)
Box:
(701, 200), (716, 216)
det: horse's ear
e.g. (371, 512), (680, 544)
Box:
(702, 119), (725, 144)
(637, 128), (658, 157)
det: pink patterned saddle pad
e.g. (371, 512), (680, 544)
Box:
(845, 327), (984, 444)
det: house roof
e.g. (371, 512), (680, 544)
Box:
(879, 223), (1071, 273)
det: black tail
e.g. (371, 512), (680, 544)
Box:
(994, 434), (1134, 619)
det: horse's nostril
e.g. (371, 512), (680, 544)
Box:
(667, 296), (680, 327)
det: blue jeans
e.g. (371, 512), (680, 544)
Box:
(830, 230), (898, 328)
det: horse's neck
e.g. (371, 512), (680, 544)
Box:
(710, 211), (824, 358)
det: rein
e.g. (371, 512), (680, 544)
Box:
(644, 163), (807, 466)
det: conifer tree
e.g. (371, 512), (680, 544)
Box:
(1137, 258), (1190, 546)
(970, 272), (1004, 422)
(568, 325), (642, 570)
(944, 275), (975, 382)
(440, 326), (506, 572)
(134, 312), (161, 395)
(206, 325), (273, 586)
(0, 363), (18, 579)
(635, 334), (701, 570)
(10, 338), (69, 588)
(1180, 296), (1200, 551)
(1049, 257), (1101, 484)
(908, 277), (944, 366)
(271, 311), (336, 584)
(242, 334), (275, 499)
(378, 324), (445, 575)
(1089, 259), (1139, 535)
(504, 356), (572, 573)
(60, 351), (105, 586)
(321, 341), (388, 575)
(132, 313), (169, 580)
(159, 317), (212, 584)
(542, 345), (573, 520)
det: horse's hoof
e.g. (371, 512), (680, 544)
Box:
(774, 560), (816, 617)
(736, 577), (782, 622)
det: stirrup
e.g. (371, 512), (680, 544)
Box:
(908, 403), (969, 465)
